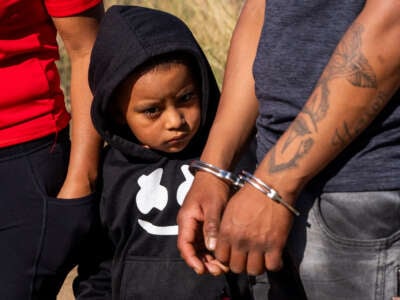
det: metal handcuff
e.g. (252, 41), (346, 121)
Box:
(189, 159), (300, 216)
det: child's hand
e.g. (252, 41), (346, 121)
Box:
(202, 253), (230, 276)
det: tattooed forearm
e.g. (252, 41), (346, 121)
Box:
(269, 22), (379, 174)
(269, 139), (314, 173)
(331, 91), (387, 147)
(302, 81), (330, 132)
(321, 23), (377, 88)
(281, 81), (330, 153)
(281, 116), (311, 153)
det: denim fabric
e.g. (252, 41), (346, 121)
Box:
(286, 190), (400, 300)
(0, 131), (97, 299)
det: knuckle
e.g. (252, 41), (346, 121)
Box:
(204, 219), (219, 234)
(236, 237), (250, 251)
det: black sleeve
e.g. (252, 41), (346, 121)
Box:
(74, 258), (113, 300)
(72, 202), (114, 300)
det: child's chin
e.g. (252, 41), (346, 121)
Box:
(143, 144), (184, 153)
(163, 141), (190, 153)
(165, 142), (191, 153)
(164, 146), (186, 153)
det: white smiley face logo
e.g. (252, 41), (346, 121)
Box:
(136, 165), (194, 235)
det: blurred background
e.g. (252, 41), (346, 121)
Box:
(58, 0), (244, 110)
(57, 1), (244, 299)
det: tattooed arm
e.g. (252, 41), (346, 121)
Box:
(212, 0), (400, 274)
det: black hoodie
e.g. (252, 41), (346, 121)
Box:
(83, 5), (252, 300)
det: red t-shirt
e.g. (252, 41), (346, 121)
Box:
(0, 0), (101, 147)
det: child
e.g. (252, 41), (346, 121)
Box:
(78, 5), (253, 300)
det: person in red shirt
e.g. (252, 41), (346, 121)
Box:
(0, 0), (103, 298)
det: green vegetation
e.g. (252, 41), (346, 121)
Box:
(58, 0), (244, 108)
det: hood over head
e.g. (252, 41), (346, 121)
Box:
(89, 5), (220, 160)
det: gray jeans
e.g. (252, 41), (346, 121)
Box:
(253, 190), (400, 300)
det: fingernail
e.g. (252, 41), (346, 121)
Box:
(207, 237), (217, 250)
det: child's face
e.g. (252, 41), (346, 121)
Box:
(118, 63), (201, 153)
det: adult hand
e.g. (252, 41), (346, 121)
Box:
(177, 171), (230, 275)
(214, 182), (295, 275)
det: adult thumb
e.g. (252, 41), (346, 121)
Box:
(203, 207), (222, 251)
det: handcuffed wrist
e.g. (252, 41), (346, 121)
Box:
(189, 160), (242, 189)
(189, 160), (300, 216)
(238, 171), (300, 216)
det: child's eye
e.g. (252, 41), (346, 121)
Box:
(179, 92), (198, 104)
(143, 107), (160, 119)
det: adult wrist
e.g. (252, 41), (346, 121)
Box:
(189, 159), (241, 190)
(238, 171), (300, 216)
(65, 168), (98, 191)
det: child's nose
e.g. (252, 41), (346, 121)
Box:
(165, 108), (185, 129)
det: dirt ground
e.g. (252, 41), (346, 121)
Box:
(57, 268), (76, 300)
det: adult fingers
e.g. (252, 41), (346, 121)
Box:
(214, 239), (231, 266)
(203, 203), (225, 251)
(228, 247), (248, 274)
(177, 215), (206, 274)
(264, 247), (283, 272)
(246, 251), (265, 275)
